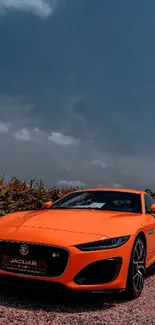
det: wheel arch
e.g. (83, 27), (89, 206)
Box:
(127, 230), (147, 271)
(136, 231), (147, 250)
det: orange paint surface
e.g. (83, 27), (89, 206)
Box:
(0, 187), (154, 293)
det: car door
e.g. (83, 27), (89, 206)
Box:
(144, 194), (155, 264)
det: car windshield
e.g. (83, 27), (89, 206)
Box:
(51, 190), (142, 213)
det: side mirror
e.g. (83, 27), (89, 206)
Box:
(150, 204), (155, 213)
(43, 201), (53, 209)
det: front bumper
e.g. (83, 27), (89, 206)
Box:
(0, 236), (134, 292)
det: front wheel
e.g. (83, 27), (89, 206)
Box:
(124, 235), (146, 300)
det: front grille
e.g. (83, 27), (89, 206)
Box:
(0, 241), (69, 277)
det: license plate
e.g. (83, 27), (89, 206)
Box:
(1, 256), (47, 275)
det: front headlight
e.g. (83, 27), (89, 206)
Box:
(75, 236), (130, 251)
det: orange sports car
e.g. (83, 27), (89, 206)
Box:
(0, 187), (155, 300)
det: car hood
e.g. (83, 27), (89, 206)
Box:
(0, 209), (141, 246)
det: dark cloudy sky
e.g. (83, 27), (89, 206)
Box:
(0, 0), (155, 189)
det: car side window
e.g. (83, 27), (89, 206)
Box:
(144, 194), (155, 213)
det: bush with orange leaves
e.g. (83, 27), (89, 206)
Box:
(0, 173), (154, 216)
(0, 174), (78, 216)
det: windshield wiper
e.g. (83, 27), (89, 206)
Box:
(51, 206), (101, 210)
(51, 207), (70, 209)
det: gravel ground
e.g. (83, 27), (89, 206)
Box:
(0, 269), (155, 325)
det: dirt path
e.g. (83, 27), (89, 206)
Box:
(0, 271), (155, 325)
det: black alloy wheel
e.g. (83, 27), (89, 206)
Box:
(125, 235), (146, 300)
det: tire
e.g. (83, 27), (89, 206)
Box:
(124, 235), (146, 300)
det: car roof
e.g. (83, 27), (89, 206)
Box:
(73, 188), (145, 195)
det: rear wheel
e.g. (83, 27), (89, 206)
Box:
(125, 236), (146, 300)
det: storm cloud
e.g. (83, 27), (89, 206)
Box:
(0, 0), (155, 189)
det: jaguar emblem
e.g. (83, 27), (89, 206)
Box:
(19, 244), (29, 256)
